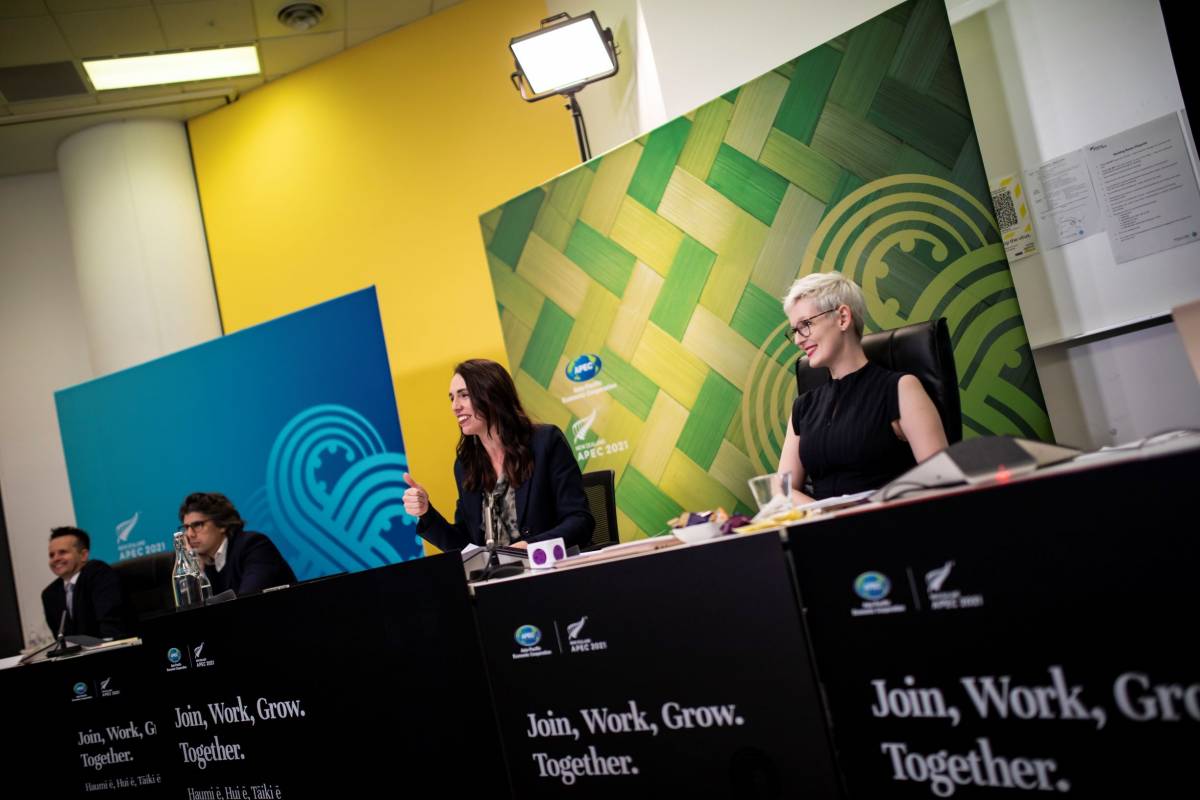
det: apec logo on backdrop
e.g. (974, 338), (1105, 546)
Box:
(565, 354), (602, 383)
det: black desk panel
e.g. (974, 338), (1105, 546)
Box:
(475, 532), (841, 798)
(6, 554), (505, 798)
(787, 449), (1199, 798)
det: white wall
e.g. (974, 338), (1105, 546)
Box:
(548, 0), (903, 155)
(639, 0), (901, 121)
(0, 124), (220, 651)
(951, 0), (1200, 447)
(1033, 324), (1200, 448)
(0, 172), (95, 647)
(546, 0), (649, 157)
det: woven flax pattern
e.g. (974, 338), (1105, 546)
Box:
(480, 0), (1050, 540)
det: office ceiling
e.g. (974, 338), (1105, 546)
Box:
(0, 0), (463, 178)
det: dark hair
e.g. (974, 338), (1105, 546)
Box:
(50, 526), (90, 552)
(454, 359), (535, 492)
(178, 492), (244, 535)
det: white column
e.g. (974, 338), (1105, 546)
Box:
(57, 119), (222, 376)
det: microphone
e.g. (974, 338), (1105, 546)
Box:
(46, 609), (81, 658)
(475, 497), (523, 581)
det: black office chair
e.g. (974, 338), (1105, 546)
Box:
(111, 551), (176, 632)
(794, 317), (962, 444)
(581, 470), (619, 551)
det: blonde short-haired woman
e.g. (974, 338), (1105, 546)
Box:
(779, 273), (948, 502)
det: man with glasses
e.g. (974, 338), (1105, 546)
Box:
(178, 493), (296, 596)
(41, 526), (128, 639)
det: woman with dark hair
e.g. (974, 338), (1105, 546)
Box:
(402, 359), (593, 552)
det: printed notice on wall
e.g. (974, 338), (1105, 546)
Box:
(1023, 151), (1103, 249)
(989, 174), (1037, 262)
(1085, 112), (1200, 263)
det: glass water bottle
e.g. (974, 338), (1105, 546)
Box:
(172, 531), (202, 609)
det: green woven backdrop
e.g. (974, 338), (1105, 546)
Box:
(480, 0), (1051, 540)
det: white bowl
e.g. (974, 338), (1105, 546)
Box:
(673, 520), (721, 544)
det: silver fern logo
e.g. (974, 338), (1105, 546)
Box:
(925, 561), (955, 592)
(115, 512), (139, 543)
(566, 615), (608, 654)
(572, 409), (597, 442)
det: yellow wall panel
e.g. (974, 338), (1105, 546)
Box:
(187, 0), (577, 552)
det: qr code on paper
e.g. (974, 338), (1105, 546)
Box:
(991, 189), (1019, 230)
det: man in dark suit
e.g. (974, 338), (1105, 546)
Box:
(41, 527), (128, 639)
(179, 492), (296, 596)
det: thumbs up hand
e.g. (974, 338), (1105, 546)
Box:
(403, 473), (429, 518)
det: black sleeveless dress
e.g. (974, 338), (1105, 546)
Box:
(790, 361), (917, 499)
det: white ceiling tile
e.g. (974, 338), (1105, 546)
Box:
(46, 0), (148, 11)
(257, 29), (342, 77)
(0, 16), (72, 66)
(0, 1), (50, 19)
(344, 24), (388, 48)
(346, 0), (428, 30)
(157, 0), (256, 48)
(57, 6), (167, 57)
(251, 0), (344, 40)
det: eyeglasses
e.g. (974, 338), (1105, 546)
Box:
(789, 308), (837, 339)
(178, 518), (212, 534)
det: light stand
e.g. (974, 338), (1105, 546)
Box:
(509, 11), (619, 163)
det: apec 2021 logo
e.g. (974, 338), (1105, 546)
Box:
(565, 354), (602, 383)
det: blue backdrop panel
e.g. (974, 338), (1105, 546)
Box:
(55, 287), (422, 579)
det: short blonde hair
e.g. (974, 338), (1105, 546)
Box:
(782, 272), (867, 338)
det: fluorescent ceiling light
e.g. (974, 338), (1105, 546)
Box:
(510, 14), (616, 96)
(83, 46), (260, 91)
